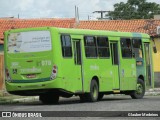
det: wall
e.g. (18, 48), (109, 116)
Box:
(154, 15), (160, 20)
(0, 54), (4, 90)
(152, 38), (160, 87)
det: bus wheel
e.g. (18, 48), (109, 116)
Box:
(39, 93), (59, 104)
(130, 79), (145, 99)
(98, 93), (104, 101)
(87, 80), (99, 102)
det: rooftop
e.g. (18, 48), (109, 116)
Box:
(1, 18), (160, 44)
(77, 19), (160, 36)
(0, 18), (76, 44)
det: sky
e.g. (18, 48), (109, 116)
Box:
(0, 0), (160, 20)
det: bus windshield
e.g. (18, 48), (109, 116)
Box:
(7, 31), (52, 53)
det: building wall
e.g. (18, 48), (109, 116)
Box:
(152, 38), (160, 87)
(0, 54), (4, 90)
(152, 38), (160, 72)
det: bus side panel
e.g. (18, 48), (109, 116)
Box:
(120, 59), (137, 90)
(98, 59), (113, 92)
(83, 59), (113, 93)
(54, 32), (83, 93)
(50, 28), (66, 90)
(58, 58), (77, 92)
(50, 30), (75, 92)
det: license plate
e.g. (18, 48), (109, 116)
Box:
(26, 74), (36, 78)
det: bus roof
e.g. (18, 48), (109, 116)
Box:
(5, 27), (150, 40)
(56, 27), (150, 39)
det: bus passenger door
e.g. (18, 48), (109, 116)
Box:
(72, 40), (83, 92)
(144, 43), (153, 87)
(110, 42), (120, 90)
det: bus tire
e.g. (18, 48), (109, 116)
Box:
(86, 79), (99, 102)
(98, 93), (104, 101)
(130, 78), (145, 99)
(39, 93), (59, 104)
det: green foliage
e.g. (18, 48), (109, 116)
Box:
(106, 0), (160, 20)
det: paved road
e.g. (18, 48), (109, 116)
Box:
(0, 95), (160, 120)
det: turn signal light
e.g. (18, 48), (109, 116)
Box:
(50, 65), (58, 80)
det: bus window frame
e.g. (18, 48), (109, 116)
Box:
(132, 38), (143, 58)
(120, 37), (133, 59)
(84, 35), (110, 59)
(84, 36), (98, 59)
(96, 36), (110, 59)
(60, 34), (73, 58)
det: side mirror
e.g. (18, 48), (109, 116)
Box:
(151, 37), (157, 53)
(153, 45), (157, 53)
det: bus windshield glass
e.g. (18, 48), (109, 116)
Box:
(7, 31), (51, 53)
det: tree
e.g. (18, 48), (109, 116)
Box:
(106, 0), (160, 20)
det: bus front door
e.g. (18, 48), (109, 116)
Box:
(144, 43), (153, 87)
(73, 40), (83, 93)
(110, 42), (120, 90)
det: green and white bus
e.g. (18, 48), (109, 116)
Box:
(4, 27), (154, 104)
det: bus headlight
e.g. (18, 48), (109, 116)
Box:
(50, 65), (58, 80)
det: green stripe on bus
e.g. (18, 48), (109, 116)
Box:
(10, 77), (51, 83)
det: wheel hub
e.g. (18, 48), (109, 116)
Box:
(136, 84), (143, 94)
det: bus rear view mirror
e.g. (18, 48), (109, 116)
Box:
(153, 45), (157, 53)
(151, 37), (157, 53)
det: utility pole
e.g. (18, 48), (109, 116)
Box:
(77, 7), (79, 22)
(88, 15), (90, 21)
(93, 11), (110, 20)
(75, 6), (80, 25)
(75, 6), (77, 20)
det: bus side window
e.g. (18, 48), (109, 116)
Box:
(84, 36), (97, 58)
(61, 35), (72, 57)
(132, 39), (143, 58)
(132, 39), (143, 66)
(97, 37), (110, 58)
(121, 38), (132, 58)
